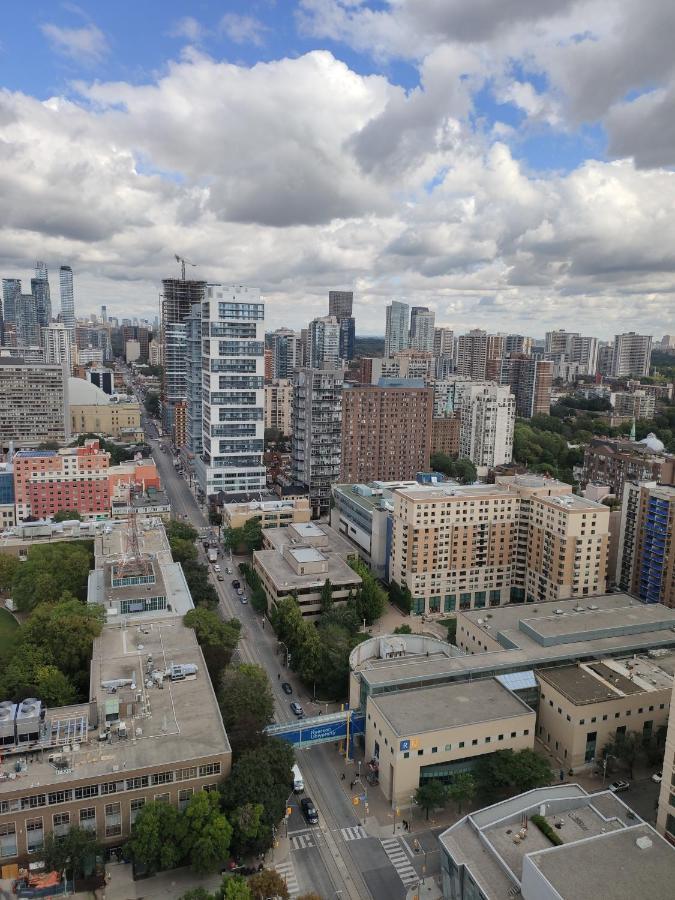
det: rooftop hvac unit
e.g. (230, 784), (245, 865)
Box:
(0, 701), (17, 743)
(16, 698), (42, 743)
(554, 609), (564, 615)
(170, 663), (198, 681)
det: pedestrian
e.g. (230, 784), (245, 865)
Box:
(278, 672), (281, 680)
(341, 773), (346, 781)
(350, 780), (355, 789)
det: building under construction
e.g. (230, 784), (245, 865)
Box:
(160, 278), (205, 440)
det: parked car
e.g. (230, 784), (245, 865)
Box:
(232, 579), (240, 589)
(281, 682), (293, 695)
(290, 701), (304, 717)
(300, 797), (318, 825)
(652, 771), (663, 783)
(240, 596), (248, 605)
(609, 780), (630, 793)
(225, 566), (232, 574)
(237, 588), (244, 596)
(213, 564), (221, 573)
(217, 574), (224, 582)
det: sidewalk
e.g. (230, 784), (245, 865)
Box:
(103, 862), (223, 900)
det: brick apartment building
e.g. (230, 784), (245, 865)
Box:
(582, 437), (675, 498)
(341, 382), (433, 483)
(13, 440), (110, 521)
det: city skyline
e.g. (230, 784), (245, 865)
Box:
(0, 2), (674, 336)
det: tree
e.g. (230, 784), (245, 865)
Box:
(473, 750), (552, 800)
(221, 876), (252, 900)
(219, 664), (275, 755)
(0, 553), (19, 593)
(209, 510), (223, 527)
(171, 537), (198, 565)
(144, 391), (161, 418)
(52, 509), (82, 522)
(320, 578), (333, 614)
(182, 790), (233, 875)
(248, 869), (290, 900)
(349, 558), (386, 624)
(445, 618), (457, 644)
(43, 826), (101, 881)
(415, 780), (447, 820)
(603, 729), (643, 778)
(184, 608), (241, 682)
(448, 773), (476, 814)
(393, 624), (412, 634)
(19, 598), (105, 681)
(166, 520), (199, 543)
(11, 542), (93, 611)
(34, 665), (77, 706)
(430, 454), (477, 484)
(180, 890), (214, 900)
(229, 803), (266, 855)
(125, 801), (187, 874)
(389, 581), (412, 614)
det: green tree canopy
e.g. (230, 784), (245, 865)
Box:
(221, 876), (252, 900)
(248, 869), (290, 900)
(11, 541), (93, 612)
(448, 773), (476, 814)
(603, 729), (644, 778)
(144, 391), (161, 418)
(219, 664), (275, 755)
(319, 578), (333, 614)
(125, 800), (187, 875)
(473, 749), (552, 800)
(52, 509), (82, 522)
(0, 553), (19, 592)
(182, 790), (233, 875)
(430, 454), (477, 484)
(415, 780), (447, 819)
(184, 608), (241, 683)
(43, 826), (101, 880)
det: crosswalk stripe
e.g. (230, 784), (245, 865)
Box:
(340, 825), (368, 841)
(290, 833), (314, 851)
(275, 859), (300, 897)
(381, 837), (419, 886)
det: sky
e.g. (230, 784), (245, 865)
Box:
(1, 1), (674, 338)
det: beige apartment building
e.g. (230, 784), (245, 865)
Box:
(365, 677), (535, 803)
(265, 379), (293, 436)
(389, 475), (609, 616)
(535, 657), (672, 769)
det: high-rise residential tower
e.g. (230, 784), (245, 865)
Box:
(15, 294), (40, 347)
(308, 315), (340, 369)
(385, 301), (409, 356)
(31, 261), (52, 327)
(409, 306), (435, 352)
(616, 481), (675, 607)
(269, 328), (303, 379)
(611, 332), (653, 377)
(291, 368), (343, 518)
(185, 303), (203, 457)
(160, 277), (206, 438)
(500, 355), (553, 418)
(458, 382), (515, 470)
(42, 323), (73, 371)
(198, 284), (266, 498)
(455, 329), (504, 380)
(2, 278), (21, 326)
(59, 266), (75, 330)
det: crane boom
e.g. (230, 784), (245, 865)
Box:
(174, 253), (196, 281)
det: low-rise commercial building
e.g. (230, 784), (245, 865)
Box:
(366, 674), (535, 803)
(440, 785), (675, 900)
(69, 377), (144, 441)
(253, 521), (361, 618)
(535, 657), (672, 769)
(0, 519), (231, 864)
(222, 497), (311, 531)
(110, 487), (171, 521)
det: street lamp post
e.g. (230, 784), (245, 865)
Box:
(601, 754), (617, 785)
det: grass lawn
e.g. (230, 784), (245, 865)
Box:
(0, 607), (19, 660)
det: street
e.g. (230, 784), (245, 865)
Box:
(140, 413), (440, 899)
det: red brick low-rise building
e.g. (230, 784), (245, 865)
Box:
(13, 440), (110, 521)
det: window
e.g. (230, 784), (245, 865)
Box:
(459, 593), (471, 610)
(417, 749), (424, 757)
(105, 803), (122, 838)
(126, 776), (149, 791)
(178, 789), (194, 812)
(511, 732), (516, 738)
(0, 823), (17, 859)
(175, 767), (198, 782)
(431, 747), (438, 754)
(52, 813), (70, 838)
(21, 795), (46, 810)
(48, 790), (73, 806)
(154, 793), (171, 803)
(498, 734), (504, 741)
(198, 763), (221, 778)
(151, 771), (174, 786)
(79, 808), (96, 832)
(101, 781), (124, 795)
(26, 818), (44, 854)
(130, 798), (145, 825)
(458, 742), (465, 749)
(444, 594), (456, 612)
(75, 785), (99, 800)
(403, 752), (409, 759)
(485, 737), (491, 744)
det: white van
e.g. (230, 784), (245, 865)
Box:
(292, 763), (304, 793)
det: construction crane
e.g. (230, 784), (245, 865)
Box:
(174, 253), (197, 281)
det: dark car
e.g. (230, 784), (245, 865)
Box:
(232, 579), (240, 589)
(217, 573), (224, 581)
(290, 701), (304, 717)
(281, 682), (293, 695)
(300, 797), (318, 825)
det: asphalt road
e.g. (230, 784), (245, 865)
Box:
(141, 414), (438, 899)
(598, 776), (661, 824)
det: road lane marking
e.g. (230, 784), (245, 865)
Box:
(381, 837), (419, 886)
(340, 825), (368, 841)
(274, 859), (299, 897)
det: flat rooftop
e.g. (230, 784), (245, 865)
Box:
(439, 786), (675, 900)
(254, 547), (361, 591)
(263, 520), (356, 558)
(333, 481), (419, 514)
(368, 678), (533, 737)
(356, 594), (675, 691)
(0, 617), (229, 793)
(289, 547), (325, 564)
(537, 658), (672, 704)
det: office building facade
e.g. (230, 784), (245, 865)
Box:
(384, 301), (409, 357)
(291, 368), (343, 518)
(59, 266), (75, 330)
(341, 383), (433, 483)
(308, 315), (340, 369)
(1, 278), (21, 327)
(31, 261), (52, 327)
(199, 284), (266, 498)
